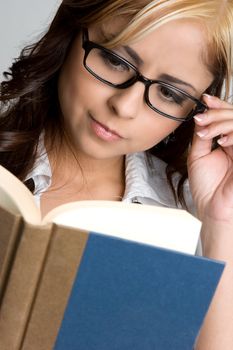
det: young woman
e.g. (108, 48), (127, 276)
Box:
(1, 1), (233, 348)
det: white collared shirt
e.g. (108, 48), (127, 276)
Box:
(26, 139), (194, 213)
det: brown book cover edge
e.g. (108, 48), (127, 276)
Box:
(0, 221), (52, 350)
(21, 224), (89, 350)
(0, 206), (24, 302)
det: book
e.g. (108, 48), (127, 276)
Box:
(0, 164), (225, 350)
(0, 164), (200, 254)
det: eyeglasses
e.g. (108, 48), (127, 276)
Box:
(82, 28), (207, 122)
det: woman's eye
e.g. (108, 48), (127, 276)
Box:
(159, 86), (184, 105)
(100, 51), (129, 72)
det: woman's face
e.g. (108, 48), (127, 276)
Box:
(58, 18), (213, 160)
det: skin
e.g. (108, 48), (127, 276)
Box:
(41, 16), (233, 350)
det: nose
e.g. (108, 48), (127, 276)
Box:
(107, 82), (145, 119)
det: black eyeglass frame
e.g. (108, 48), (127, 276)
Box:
(82, 28), (207, 122)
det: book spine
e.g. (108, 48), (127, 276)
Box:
(21, 225), (88, 350)
(0, 207), (23, 303)
(0, 222), (52, 350)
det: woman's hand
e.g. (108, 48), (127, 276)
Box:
(188, 94), (233, 223)
(189, 94), (233, 350)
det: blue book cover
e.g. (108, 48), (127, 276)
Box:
(54, 233), (224, 350)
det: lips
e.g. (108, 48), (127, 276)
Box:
(89, 114), (123, 141)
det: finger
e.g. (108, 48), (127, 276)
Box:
(217, 133), (233, 147)
(194, 120), (233, 140)
(189, 124), (213, 163)
(202, 94), (233, 109)
(194, 108), (233, 126)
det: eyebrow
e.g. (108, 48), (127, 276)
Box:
(158, 73), (197, 93)
(116, 48), (197, 93)
(122, 46), (144, 66)
(99, 29), (143, 66)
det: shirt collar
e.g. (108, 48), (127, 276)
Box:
(25, 135), (52, 196)
(123, 152), (179, 207)
(26, 136), (184, 209)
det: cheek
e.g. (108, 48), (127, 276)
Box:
(134, 117), (179, 150)
(58, 62), (108, 120)
(58, 64), (85, 115)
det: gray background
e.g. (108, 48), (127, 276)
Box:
(0, 0), (61, 78)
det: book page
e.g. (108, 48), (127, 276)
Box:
(0, 165), (41, 224)
(43, 201), (201, 254)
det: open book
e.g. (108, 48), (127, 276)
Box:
(0, 165), (224, 350)
(0, 164), (201, 254)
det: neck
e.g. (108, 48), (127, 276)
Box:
(45, 135), (126, 200)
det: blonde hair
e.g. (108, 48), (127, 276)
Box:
(89, 0), (233, 100)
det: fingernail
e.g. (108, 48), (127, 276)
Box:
(202, 93), (214, 99)
(217, 136), (228, 145)
(196, 129), (208, 138)
(194, 114), (205, 122)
